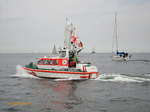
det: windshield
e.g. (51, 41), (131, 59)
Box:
(59, 51), (66, 57)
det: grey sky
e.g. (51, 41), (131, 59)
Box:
(0, 0), (150, 53)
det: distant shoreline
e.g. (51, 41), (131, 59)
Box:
(0, 52), (150, 54)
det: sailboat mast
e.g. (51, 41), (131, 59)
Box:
(115, 12), (118, 52)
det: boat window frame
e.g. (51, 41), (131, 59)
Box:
(59, 51), (66, 57)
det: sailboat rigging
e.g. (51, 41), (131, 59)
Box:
(112, 13), (131, 61)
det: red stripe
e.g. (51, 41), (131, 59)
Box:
(23, 67), (99, 75)
(80, 75), (89, 78)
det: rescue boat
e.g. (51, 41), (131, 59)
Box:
(22, 20), (99, 79)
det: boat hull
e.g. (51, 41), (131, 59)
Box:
(23, 67), (99, 79)
(112, 55), (129, 61)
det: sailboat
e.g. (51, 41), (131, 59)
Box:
(112, 13), (131, 61)
(51, 44), (57, 55)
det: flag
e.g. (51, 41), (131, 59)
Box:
(71, 31), (78, 44)
(71, 35), (77, 43)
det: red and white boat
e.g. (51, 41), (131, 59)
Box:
(22, 20), (99, 79)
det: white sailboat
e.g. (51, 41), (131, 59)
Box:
(112, 13), (131, 61)
(51, 44), (57, 55)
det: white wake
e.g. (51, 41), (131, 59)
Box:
(11, 65), (38, 79)
(94, 73), (150, 83)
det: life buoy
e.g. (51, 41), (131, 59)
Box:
(62, 60), (67, 65)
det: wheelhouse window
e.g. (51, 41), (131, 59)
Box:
(38, 59), (58, 65)
(38, 60), (44, 64)
(49, 60), (58, 65)
(59, 51), (66, 57)
(52, 60), (58, 65)
(49, 60), (53, 65)
(38, 60), (49, 65)
(44, 60), (49, 65)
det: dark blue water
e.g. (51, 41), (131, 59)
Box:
(0, 53), (150, 112)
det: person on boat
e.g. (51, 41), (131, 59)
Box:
(125, 53), (128, 57)
(68, 50), (78, 67)
(73, 55), (78, 63)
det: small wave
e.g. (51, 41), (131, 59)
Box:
(143, 73), (150, 76)
(130, 59), (150, 62)
(11, 65), (39, 79)
(94, 73), (150, 83)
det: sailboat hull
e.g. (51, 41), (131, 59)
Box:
(112, 55), (129, 61)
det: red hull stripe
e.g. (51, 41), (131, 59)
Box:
(23, 67), (99, 75)
(80, 75), (89, 78)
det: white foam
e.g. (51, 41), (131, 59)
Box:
(143, 74), (150, 76)
(11, 65), (39, 79)
(53, 73), (150, 82)
(94, 73), (150, 83)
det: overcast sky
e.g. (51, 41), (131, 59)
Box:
(0, 0), (150, 53)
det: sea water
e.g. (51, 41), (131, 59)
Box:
(0, 53), (150, 112)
